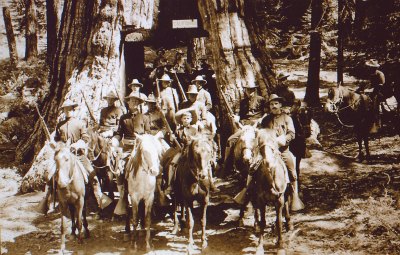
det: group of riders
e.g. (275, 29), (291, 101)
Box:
(45, 48), (390, 218)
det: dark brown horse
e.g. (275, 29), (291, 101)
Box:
(325, 85), (375, 161)
(251, 129), (292, 253)
(290, 101), (312, 179)
(172, 135), (214, 254)
(52, 141), (90, 252)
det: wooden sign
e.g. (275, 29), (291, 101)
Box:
(172, 19), (198, 29)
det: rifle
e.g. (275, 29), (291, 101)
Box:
(81, 91), (99, 127)
(156, 79), (182, 150)
(35, 104), (51, 141)
(220, 90), (243, 129)
(172, 71), (188, 102)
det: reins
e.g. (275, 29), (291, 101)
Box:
(258, 143), (285, 196)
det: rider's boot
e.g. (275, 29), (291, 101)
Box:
(233, 174), (252, 205)
(289, 181), (305, 212)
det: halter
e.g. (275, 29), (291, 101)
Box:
(54, 148), (78, 188)
(258, 141), (285, 196)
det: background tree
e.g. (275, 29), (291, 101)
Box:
(45, 0), (61, 65)
(25, 0), (38, 60)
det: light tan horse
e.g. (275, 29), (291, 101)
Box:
(124, 133), (166, 251)
(53, 141), (90, 252)
(251, 129), (292, 254)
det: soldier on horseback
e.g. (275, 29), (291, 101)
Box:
(54, 99), (110, 216)
(99, 91), (124, 138)
(234, 94), (304, 212)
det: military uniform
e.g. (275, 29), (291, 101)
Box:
(160, 87), (180, 113)
(197, 88), (213, 111)
(99, 106), (123, 135)
(114, 112), (151, 151)
(239, 95), (266, 126)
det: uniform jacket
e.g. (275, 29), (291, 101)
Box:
(114, 112), (150, 140)
(99, 106), (124, 130)
(239, 95), (266, 124)
(55, 117), (89, 143)
(197, 88), (213, 111)
(160, 87), (180, 113)
(146, 110), (167, 135)
(260, 113), (295, 151)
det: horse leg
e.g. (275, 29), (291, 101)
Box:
(275, 197), (285, 248)
(284, 193), (293, 231)
(296, 157), (301, 186)
(187, 204), (195, 254)
(364, 136), (371, 161)
(200, 199), (209, 251)
(172, 198), (179, 235)
(356, 134), (364, 162)
(69, 205), (76, 238)
(76, 197), (84, 244)
(83, 194), (90, 238)
(106, 170), (115, 200)
(254, 207), (260, 233)
(144, 196), (154, 252)
(255, 206), (265, 255)
(130, 196), (139, 251)
(60, 214), (68, 252)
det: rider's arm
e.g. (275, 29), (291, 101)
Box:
(285, 115), (296, 144)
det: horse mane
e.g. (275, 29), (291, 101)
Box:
(183, 134), (213, 173)
(129, 134), (163, 177)
(54, 143), (88, 185)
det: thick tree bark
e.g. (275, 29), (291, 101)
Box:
(25, 0), (38, 61)
(337, 0), (344, 85)
(305, 0), (323, 106)
(46, 0), (61, 65)
(3, 7), (18, 66)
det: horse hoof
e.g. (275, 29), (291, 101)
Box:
(171, 227), (179, 235)
(201, 240), (208, 251)
(286, 222), (294, 231)
(277, 248), (286, 255)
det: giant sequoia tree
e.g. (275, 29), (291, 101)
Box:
(20, 0), (277, 192)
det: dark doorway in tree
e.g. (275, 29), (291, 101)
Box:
(124, 41), (145, 92)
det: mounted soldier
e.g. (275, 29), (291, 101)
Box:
(111, 92), (151, 215)
(145, 93), (168, 136)
(223, 82), (267, 170)
(54, 99), (110, 216)
(192, 75), (213, 111)
(127, 78), (147, 113)
(159, 74), (180, 115)
(99, 91), (124, 138)
(172, 49), (192, 91)
(272, 72), (296, 114)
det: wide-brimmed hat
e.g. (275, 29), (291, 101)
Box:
(277, 72), (290, 81)
(176, 49), (184, 55)
(128, 79), (143, 88)
(191, 75), (207, 84)
(243, 83), (259, 89)
(125, 92), (146, 102)
(158, 74), (173, 82)
(365, 59), (380, 68)
(175, 109), (198, 125)
(145, 93), (157, 103)
(186, 84), (199, 94)
(60, 99), (78, 109)
(268, 94), (284, 103)
(103, 91), (119, 99)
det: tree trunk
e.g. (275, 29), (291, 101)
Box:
(305, 0), (323, 106)
(25, 0), (38, 61)
(3, 7), (18, 66)
(19, 0), (276, 192)
(337, 0), (344, 85)
(46, 0), (61, 65)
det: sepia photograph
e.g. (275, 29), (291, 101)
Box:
(0, 0), (399, 254)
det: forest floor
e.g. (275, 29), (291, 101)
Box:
(1, 59), (400, 254)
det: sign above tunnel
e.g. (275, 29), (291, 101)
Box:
(172, 19), (198, 29)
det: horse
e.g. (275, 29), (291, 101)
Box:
(231, 125), (258, 226)
(325, 85), (375, 161)
(52, 141), (90, 252)
(290, 101), (313, 179)
(251, 129), (292, 253)
(124, 133), (166, 251)
(172, 135), (215, 254)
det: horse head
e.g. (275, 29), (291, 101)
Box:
(235, 125), (257, 166)
(187, 135), (214, 180)
(133, 134), (163, 177)
(325, 87), (343, 113)
(53, 141), (75, 189)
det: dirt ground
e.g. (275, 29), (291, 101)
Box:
(1, 62), (400, 254)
